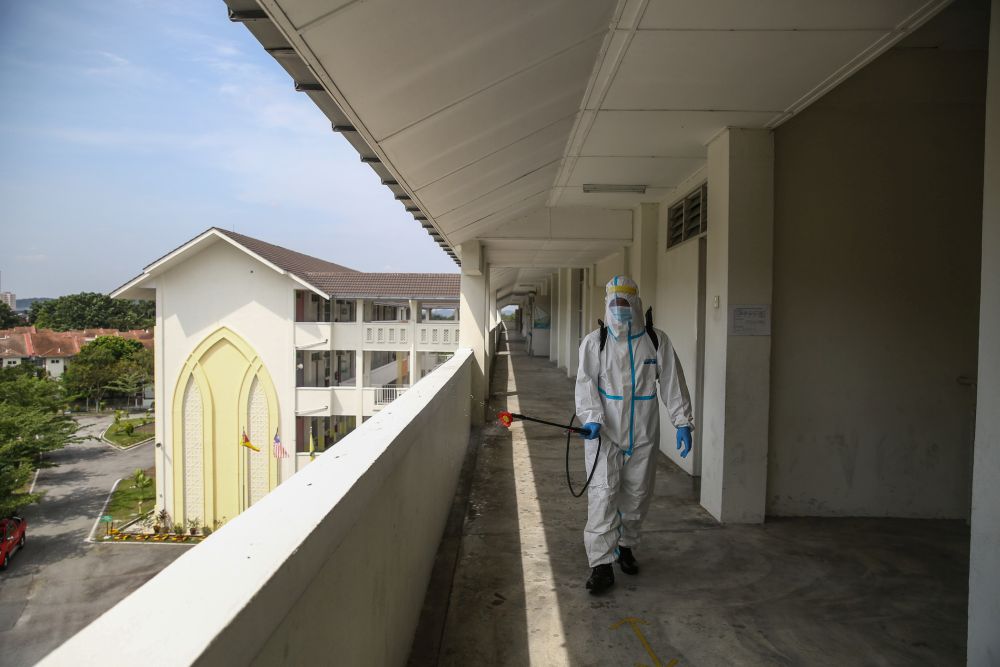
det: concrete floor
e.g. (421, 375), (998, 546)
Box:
(416, 334), (969, 666)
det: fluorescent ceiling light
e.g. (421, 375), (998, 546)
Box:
(582, 184), (646, 194)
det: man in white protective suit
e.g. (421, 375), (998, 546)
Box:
(574, 275), (694, 594)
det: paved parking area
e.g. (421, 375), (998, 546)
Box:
(0, 416), (187, 666)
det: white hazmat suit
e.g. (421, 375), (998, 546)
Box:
(575, 276), (693, 568)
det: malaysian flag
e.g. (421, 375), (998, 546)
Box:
(273, 430), (289, 459)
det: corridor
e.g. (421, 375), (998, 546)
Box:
(424, 333), (969, 666)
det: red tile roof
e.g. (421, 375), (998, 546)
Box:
(0, 333), (29, 359)
(304, 272), (460, 300)
(0, 328), (154, 358)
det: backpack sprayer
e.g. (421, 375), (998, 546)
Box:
(497, 410), (601, 498)
(494, 308), (662, 498)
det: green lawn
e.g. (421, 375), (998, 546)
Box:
(105, 466), (156, 526)
(104, 417), (155, 447)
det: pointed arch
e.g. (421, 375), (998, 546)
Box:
(171, 327), (280, 526)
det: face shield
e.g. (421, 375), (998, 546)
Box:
(604, 276), (643, 337)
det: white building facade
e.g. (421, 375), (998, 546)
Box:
(114, 228), (458, 528)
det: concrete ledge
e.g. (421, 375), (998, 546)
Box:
(41, 349), (473, 666)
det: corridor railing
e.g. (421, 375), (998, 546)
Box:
(41, 349), (474, 666)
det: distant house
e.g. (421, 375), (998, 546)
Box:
(0, 326), (153, 379)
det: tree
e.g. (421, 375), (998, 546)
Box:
(63, 337), (151, 410)
(29, 293), (153, 331)
(0, 368), (78, 516)
(0, 302), (22, 329)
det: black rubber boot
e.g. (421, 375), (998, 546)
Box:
(586, 564), (615, 594)
(617, 546), (639, 575)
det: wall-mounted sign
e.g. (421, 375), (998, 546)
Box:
(533, 305), (550, 330)
(730, 305), (771, 336)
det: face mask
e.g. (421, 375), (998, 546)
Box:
(610, 305), (632, 325)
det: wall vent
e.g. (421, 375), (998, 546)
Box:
(667, 183), (708, 249)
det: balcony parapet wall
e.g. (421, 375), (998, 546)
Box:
(295, 321), (459, 352)
(41, 349), (474, 666)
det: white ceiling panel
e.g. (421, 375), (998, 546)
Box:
(301, 0), (615, 140)
(582, 110), (779, 157)
(250, 0), (953, 268)
(639, 0), (929, 30)
(437, 172), (556, 233)
(414, 115), (576, 215)
(279, 0), (356, 30)
(381, 36), (603, 189)
(448, 191), (554, 245)
(566, 156), (704, 187)
(604, 30), (885, 111)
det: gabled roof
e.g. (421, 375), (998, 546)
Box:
(112, 228), (458, 302)
(0, 334), (29, 359)
(212, 228), (357, 277)
(305, 272), (459, 301)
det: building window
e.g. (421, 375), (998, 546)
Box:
(333, 300), (356, 323)
(296, 350), (331, 387)
(667, 183), (708, 249)
(422, 305), (458, 321)
(295, 415), (356, 453)
(295, 291), (331, 322)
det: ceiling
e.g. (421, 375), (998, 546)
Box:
(234, 0), (955, 283)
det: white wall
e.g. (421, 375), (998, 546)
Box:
(654, 233), (702, 475)
(768, 32), (986, 518)
(530, 294), (550, 357)
(153, 240), (299, 507)
(42, 351), (473, 667)
(968, 1), (999, 662)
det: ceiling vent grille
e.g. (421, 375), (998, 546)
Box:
(667, 183), (708, 249)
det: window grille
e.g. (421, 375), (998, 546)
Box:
(667, 183), (708, 249)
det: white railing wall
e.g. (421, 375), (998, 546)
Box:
(295, 321), (459, 352)
(41, 349), (474, 666)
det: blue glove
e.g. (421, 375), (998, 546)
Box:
(579, 422), (601, 440)
(676, 426), (692, 458)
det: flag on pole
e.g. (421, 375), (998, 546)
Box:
(309, 427), (316, 460)
(273, 430), (288, 459)
(241, 429), (260, 452)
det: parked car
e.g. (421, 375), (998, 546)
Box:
(1, 516), (26, 570)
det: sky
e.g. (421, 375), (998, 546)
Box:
(0, 0), (457, 299)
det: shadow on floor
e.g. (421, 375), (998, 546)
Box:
(417, 334), (969, 666)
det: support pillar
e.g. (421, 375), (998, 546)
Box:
(700, 128), (774, 524)
(459, 241), (488, 424)
(969, 3), (1000, 661)
(634, 202), (659, 309)
(408, 299), (420, 384)
(556, 268), (570, 371)
(548, 272), (559, 362)
(355, 349), (365, 424)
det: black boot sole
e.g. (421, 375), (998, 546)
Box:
(586, 569), (615, 595)
(618, 560), (638, 575)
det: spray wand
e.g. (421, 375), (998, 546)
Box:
(497, 410), (600, 497)
(497, 410), (586, 435)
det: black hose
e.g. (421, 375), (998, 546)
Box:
(566, 412), (601, 498)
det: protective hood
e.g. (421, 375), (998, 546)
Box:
(604, 275), (644, 338)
